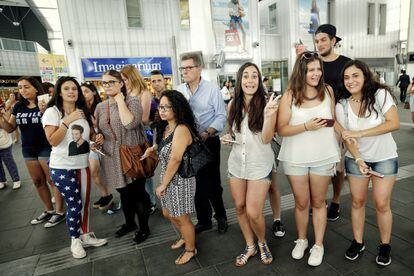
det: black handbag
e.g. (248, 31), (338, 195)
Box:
(178, 129), (212, 178)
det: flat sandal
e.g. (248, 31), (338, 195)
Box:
(171, 237), (185, 250)
(235, 244), (258, 267)
(175, 248), (197, 265)
(258, 242), (273, 265)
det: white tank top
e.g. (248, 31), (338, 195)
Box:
(228, 114), (274, 180)
(278, 92), (340, 167)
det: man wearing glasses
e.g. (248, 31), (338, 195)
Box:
(302, 24), (351, 221)
(177, 52), (228, 234)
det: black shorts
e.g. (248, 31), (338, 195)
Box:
(22, 146), (51, 161)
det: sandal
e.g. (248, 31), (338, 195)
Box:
(175, 248), (197, 265)
(258, 242), (273, 265)
(171, 237), (185, 250)
(235, 244), (258, 267)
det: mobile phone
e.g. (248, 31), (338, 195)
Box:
(322, 119), (335, 127)
(220, 138), (239, 144)
(90, 141), (106, 156)
(369, 169), (384, 178)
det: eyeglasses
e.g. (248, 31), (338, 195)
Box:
(158, 105), (173, 112)
(101, 80), (120, 87)
(301, 52), (319, 60)
(178, 65), (198, 72)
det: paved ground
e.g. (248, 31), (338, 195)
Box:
(0, 105), (413, 276)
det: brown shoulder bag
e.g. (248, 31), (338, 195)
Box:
(107, 102), (158, 179)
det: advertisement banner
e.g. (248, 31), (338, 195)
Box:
(211, 0), (251, 60)
(298, 0), (328, 51)
(37, 54), (68, 83)
(81, 57), (173, 79)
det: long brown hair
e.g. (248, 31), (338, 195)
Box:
(337, 60), (396, 118)
(288, 52), (325, 106)
(120, 65), (147, 96)
(228, 62), (266, 133)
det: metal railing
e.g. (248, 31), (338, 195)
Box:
(0, 37), (47, 53)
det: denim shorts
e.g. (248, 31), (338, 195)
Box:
(345, 156), (398, 177)
(89, 150), (101, 161)
(227, 170), (272, 183)
(282, 162), (336, 176)
(22, 146), (51, 161)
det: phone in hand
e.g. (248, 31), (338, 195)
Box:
(369, 169), (384, 178)
(322, 119), (335, 127)
(219, 137), (239, 144)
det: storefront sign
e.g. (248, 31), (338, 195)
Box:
(81, 57), (173, 79)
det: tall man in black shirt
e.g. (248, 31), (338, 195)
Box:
(314, 24), (351, 221)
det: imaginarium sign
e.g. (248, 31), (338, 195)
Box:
(81, 57), (173, 79)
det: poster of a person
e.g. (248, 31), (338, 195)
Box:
(298, 0), (327, 51)
(211, 0), (251, 59)
(68, 125), (90, 156)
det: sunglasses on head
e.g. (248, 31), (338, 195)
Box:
(301, 52), (319, 60)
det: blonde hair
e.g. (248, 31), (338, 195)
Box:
(120, 65), (147, 95)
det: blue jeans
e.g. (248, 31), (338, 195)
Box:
(0, 146), (20, 182)
(345, 157), (398, 177)
(145, 178), (156, 205)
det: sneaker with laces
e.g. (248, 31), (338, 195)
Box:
(376, 244), (391, 266)
(0, 182), (6, 190)
(12, 181), (21, 190)
(98, 194), (114, 212)
(44, 213), (66, 228)
(31, 211), (53, 225)
(272, 220), (285, 238)
(308, 244), (324, 266)
(327, 202), (340, 221)
(80, 232), (108, 247)
(71, 238), (86, 259)
(345, 240), (365, 260)
(292, 239), (308, 259)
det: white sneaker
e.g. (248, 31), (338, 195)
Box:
(71, 238), (86, 259)
(13, 181), (21, 190)
(292, 239), (308, 260)
(80, 232), (107, 248)
(308, 244), (324, 266)
(0, 182), (6, 190)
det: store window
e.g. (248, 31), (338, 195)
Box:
(367, 3), (375, 35)
(268, 3), (277, 32)
(379, 4), (387, 35)
(125, 0), (142, 28)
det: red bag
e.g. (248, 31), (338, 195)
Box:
(225, 29), (241, 46)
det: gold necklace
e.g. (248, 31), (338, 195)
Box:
(350, 96), (362, 103)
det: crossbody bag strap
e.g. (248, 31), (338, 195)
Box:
(107, 101), (117, 141)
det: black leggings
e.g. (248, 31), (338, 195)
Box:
(117, 178), (150, 234)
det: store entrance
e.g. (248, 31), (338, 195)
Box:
(261, 60), (288, 94)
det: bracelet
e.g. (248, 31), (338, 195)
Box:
(355, 157), (363, 164)
(304, 122), (308, 131)
(61, 122), (69, 129)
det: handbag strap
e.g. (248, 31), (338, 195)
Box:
(107, 101), (118, 141)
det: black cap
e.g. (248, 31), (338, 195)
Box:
(315, 24), (342, 44)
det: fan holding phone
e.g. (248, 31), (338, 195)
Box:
(336, 60), (399, 266)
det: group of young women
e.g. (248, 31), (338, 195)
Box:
(0, 51), (399, 267)
(218, 53), (398, 268)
